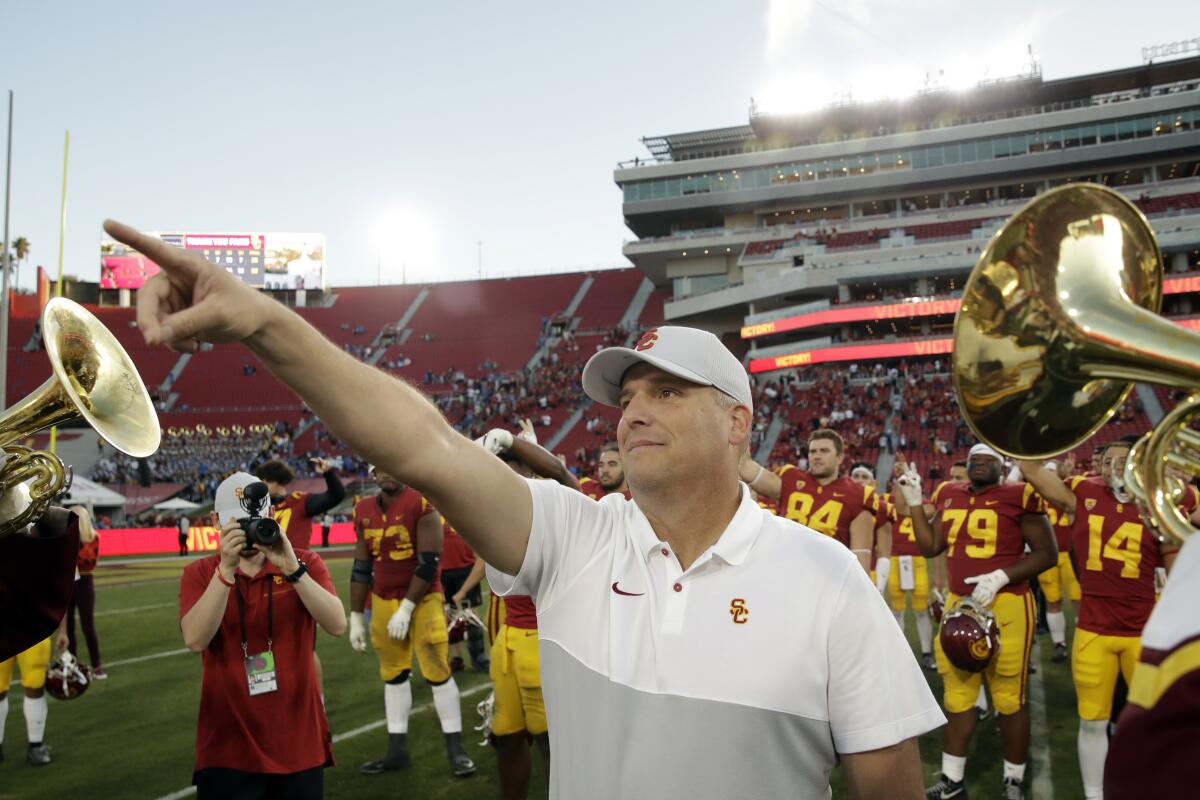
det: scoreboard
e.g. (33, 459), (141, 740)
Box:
(100, 231), (325, 290)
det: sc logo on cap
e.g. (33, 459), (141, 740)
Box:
(636, 328), (660, 351)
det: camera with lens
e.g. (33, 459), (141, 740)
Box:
(237, 481), (281, 547)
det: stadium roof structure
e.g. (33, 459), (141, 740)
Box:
(753, 56), (1200, 144)
(638, 56), (1200, 165)
(640, 125), (755, 164)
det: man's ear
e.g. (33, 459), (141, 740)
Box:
(728, 404), (753, 447)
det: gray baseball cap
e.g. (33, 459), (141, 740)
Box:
(582, 326), (752, 410)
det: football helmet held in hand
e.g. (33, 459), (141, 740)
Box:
(46, 651), (93, 700)
(930, 587), (946, 623)
(445, 603), (485, 644)
(939, 597), (1000, 673)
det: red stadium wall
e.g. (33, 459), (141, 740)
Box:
(100, 522), (357, 556)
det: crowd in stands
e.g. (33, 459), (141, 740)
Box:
(93, 421), (304, 504)
(767, 366), (894, 467)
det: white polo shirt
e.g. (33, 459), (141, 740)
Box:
(488, 478), (945, 799)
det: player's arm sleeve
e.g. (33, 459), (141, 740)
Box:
(826, 558), (947, 753)
(304, 471), (347, 517)
(485, 477), (608, 611)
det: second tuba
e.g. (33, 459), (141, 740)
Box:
(952, 183), (1200, 542)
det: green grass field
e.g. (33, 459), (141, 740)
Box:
(0, 552), (1084, 799)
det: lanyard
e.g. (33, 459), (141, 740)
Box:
(234, 575), (274, 659)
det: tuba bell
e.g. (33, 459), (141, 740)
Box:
(953, 183), (1199, 542)
(0, 298), (161, 538)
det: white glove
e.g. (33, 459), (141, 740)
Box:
(387, 598), (417, 640)
(480, 429), (514, 455)
(895, 467), (923, 509)
(475, 690), (496, 747)
(963, 569), (1009, 606)
(349, 611), (368, 652)
(874, 557), (890, 594)
(517, 418), (538, 444)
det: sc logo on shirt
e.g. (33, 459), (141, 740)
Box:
(730, 598), (749, 624)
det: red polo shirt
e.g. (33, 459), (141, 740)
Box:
(179, 549), (335, 774)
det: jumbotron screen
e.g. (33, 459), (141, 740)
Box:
(100, 231), (325, 290)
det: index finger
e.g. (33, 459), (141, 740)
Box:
(104, 220), (202, 278)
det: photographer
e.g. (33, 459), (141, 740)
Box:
(179, 472), (346, 799)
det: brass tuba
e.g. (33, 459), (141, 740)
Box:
(952, 183), (1199, 543)
(0, 298), (161, 537)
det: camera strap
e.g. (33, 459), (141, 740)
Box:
(234, 576), (274, 659)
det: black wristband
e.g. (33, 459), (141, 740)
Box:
(284, 560), (308, 583)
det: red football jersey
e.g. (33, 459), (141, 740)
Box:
(874, 492), (892, 531)
(755, 495), (779, 515)
(579, 478), (607, 501)
(353, 489), (441, 599)
(503, 594), (537, 630)
(272, 491), (316, 550)
(883, 492), (926, 558)
(777, 466), (878, 548)
(77, 537), (100, 575)
(1068, 476), (1163, 636)
(930, 480), (1045, 597)
(440, 520), (476, 571)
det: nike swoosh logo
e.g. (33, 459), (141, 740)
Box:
(985, 500), (999, 505)
(612, 582), (645, 597)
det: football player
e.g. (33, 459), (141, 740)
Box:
(0, 620), (67, 766)
(849, 463), (894, 597)
(579, 443), (628, 500)
(1019, 436), (1179, 800)
(897, 443), (1057, 800)
(255, 458), (346, 550)
(741, 429), (878, 572)
(1030, 458), (1081, 663)
(876, 460), (936, 671)
(256, 457), (346, 701)
(475, 427), (581, 799)
(1104, 504), (1199, 796)
(441, 520), (489, 673)
(348, 465), (474, 778)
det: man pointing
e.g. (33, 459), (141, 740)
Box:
(108, 220), (943, 799)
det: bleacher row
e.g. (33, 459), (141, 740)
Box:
(738, 190), (1200, 262)
(742, 216), (1002, 259)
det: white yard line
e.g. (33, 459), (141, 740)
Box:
(95, 601), (176, 617)
(150, 682), (492, 800)
(1027, 640), (1054, 798)
(105, 648), (191, 668)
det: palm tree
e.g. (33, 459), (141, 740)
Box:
(10, 236), (29, 292)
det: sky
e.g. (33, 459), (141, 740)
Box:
(0, 0), (1193, 288)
